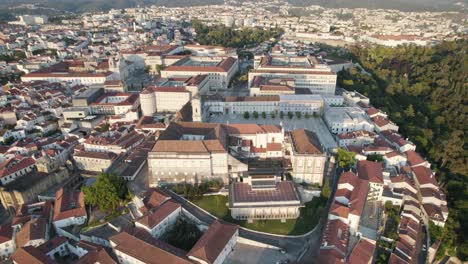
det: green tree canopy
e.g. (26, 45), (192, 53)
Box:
(82, 173), (129, 211)
(337, 148), (355, 169)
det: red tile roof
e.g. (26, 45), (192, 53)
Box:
(347, 239), (375, 264)
(321, 219), (349, 258)
(0, 224), (13, 244)
(143, 189), (171, 209)
(11, 246), (56, 264)
(137, 200), (181, 229)
(53, 187), (87, 222)
(226, 124), (281, 135)
(15, 217), (48, 248)
(357, 160), (383, 184)
(405, 150), (427, 167)
(188, 220), (238, 264)
(412, 166), (437, 187)
(290, 129), (323, 155)
(110, 232), (192, 264)
(0, 157), (35, 179)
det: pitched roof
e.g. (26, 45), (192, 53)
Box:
(143, 188), (171, 209)
(0, 224), (13, 244)
(357, 160), (383, 184)
(137, 200), (181, 229)
(405, 150), (427, 167)
(53, 187), (87, 222)
(347, 239), (375, 264)
(15, 218), (48, 248)
(76, 241), (117, 264)
(290, 129), (323, 155)
(188, 221), (238, 264)
(321, 219), (349, 258)
(226, 124), (281, 135)
(110, 232), (191, 264)
(412, 166), (437, 187)
(11, 246), (56, 264)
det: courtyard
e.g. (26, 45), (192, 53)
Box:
(192, 195), (325, 235)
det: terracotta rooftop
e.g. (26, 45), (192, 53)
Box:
(412, 166), (437, 187)
(290, 129), (323, 155)
(0, 224), (13, 244)
(53, 187), (87, 222)
(357, 160), (383, 184)
(11, 246), (56, 264)
(12, 201), (52, 226)
(15, 217), (48, 248)
(110, 231), (191, 264)
(137, 200), (181, 229)
(405, 150), (428, 167)
(226, 124), (281, 135)
(188, 220), (238, 264)
(347, 239), (375, 264)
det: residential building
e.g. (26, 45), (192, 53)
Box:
(53, 188), (87, 231)
(0, 225), (15, 260)
(187, 220), (238, 264)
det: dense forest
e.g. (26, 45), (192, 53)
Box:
(338, 40), (467, 260)
(191, 20), (283, 49)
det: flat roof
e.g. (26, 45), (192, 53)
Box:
(230, 181), (301, 204)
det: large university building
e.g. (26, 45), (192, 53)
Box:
(249, 55), (337, 95)
(201, 94), (324, 119)
(147, 122), (245, 186)
(160, 56), (238, 90)
(140, 75), (210, 116)
(287, 129), (327, 185)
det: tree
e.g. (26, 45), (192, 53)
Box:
(2, 136), (14, 145)
(404, 104), (415, 118)
(367, 154), (383, 162)
(243, 112), (250, 119)
(337, 148), (355, 169)
(305, 113), (311, 119)
(295, 112), (302, 119)
(82, 173), (129, 211)
(280, 111), (285, 119)
(384, 201), (394, 212)
(321, 179), (330, 200)
(253, 111), (259, 119)
(261, 112), (267, 119)
(155, 64), (163, 75)
(343, 41), (468, 260)
(162, 219), (202, 251)
(429, 221), (444, 243)
(270, 112), (276, 119)
(287, 112), (293, 119)
(144, 65), (151, 73)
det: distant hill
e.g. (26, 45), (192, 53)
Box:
(284, 0), (465, 12)
(0, 0), (224, 13)
(0, 0), (464, 15)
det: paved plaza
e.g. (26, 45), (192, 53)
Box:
(225, 243), (290, 264)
